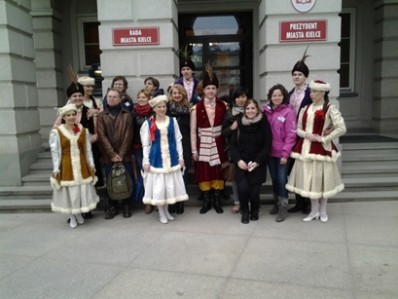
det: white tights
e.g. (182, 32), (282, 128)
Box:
(310, 198), (328, 215)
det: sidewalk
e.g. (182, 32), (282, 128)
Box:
(0, 200), (397, 299)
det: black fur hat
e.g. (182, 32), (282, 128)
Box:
(291, 45), (310, 77)
(66, 82), (84, 98)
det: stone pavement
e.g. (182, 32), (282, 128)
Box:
(0, 200), (397, 299)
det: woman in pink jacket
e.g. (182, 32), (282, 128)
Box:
(264, 84), (297, 222)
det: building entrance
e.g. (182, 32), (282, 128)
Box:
(179, 12), (253, 98)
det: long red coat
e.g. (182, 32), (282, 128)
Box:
(193, 99), (227, 183)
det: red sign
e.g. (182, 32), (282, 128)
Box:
(280, 20), (327, 42)
(113, 27), (159, 46)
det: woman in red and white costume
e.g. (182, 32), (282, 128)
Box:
(286, 80), (346, 222)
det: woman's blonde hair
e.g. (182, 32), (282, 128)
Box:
(136, 89), (151, 99)
(168, 84), (189, 107)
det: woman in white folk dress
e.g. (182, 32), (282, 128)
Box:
(140, 95), (189, 224)
(286, 80), (346, 223)
(49, 103), (99, 228)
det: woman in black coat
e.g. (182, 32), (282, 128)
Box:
(229, 99), (272, 224)
(166, 84), (192, 214)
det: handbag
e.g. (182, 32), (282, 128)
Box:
(107, 163), (133, 201)
(221, 160), (235, 182)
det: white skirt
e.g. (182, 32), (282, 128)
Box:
(51, 183), (99, 214)
(286, 159), (344, 200)
(142, 169), (189, 206)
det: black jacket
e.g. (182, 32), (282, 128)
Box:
(229, 113), (272, 184)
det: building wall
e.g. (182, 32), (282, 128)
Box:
(0, 0), (42, 186)
(0, 0), (396, 186)
(373, 0), (398, 132)
(97, 0), (179, 98)
(259, 0), (342, 108)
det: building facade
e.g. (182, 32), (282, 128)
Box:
(0, 0), (397, 186)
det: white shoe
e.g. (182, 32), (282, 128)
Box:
(302, 212), (320, 222)
(159, 216), (168, 224)
(165, 211), (175, 221)
(69, 215), (77, 228)
(75, 213), (84, 225)
(320, 214), (328, 223)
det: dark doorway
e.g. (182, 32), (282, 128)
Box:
(179, 12), (253, 98)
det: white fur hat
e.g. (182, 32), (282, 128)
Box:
(149, 95), (168, 108)
(58, 104), (77, 117)
(77, 76), (95, 86)
(309, 80), (331, 92)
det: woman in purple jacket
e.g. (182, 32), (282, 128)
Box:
(264, 84), (297, 222)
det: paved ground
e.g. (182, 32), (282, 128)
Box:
(0, 200), (397, 299)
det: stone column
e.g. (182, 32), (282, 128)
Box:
(31, 0), (65, 141)
(0, 0), (42, 186)
(97, 0), (179, 98)
(373, 0), (398, 133)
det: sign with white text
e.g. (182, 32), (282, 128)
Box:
(113, 27), (159, 46)
(280, 20), (327, 42)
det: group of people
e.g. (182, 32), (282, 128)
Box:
(49, 49), (346, 228)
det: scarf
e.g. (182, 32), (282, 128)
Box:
(168, 102), (190, 117)
(198, 125), (222, 166)
(108, 104), (122, 118)
(241, 112), (263, 126)
(232, 105), (244, 116)
(134, 103), (152, 117)
(149, 116), (157, 141)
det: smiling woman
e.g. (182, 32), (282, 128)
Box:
(49, 103), (99, 229)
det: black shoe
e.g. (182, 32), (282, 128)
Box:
(241, 212), (249, 224)
(302, 199), (311, 214)
(123, 206), (132, 218)
(200, 191), (212, 214)
(168, 204), (176, 214)
(213, 190), (224, 214)
(105, 207), (119, 219)
(250, 210), (259, 221)
(82, 211), (93, 219)
(176, 202), (184, 214)
(200, 205), (211, 214)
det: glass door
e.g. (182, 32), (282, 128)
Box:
(179, 13), (253, 97)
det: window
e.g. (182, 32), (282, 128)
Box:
(77, 17), (100, 70)
(339, 9), (356, 92)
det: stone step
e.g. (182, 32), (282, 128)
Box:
(29, 161), (53, 170)
(0, 186), (53, 198)
(343, 153), (398, 161)
(1, 190), (396, 212)
(36, 151), (52, 159)
(342, 163), (398, 174)
(0, 199), (52, 212)
(333, 190), (398, 201)
(342, 176), (398, 186)
(342, 161), (398, 169)
(342, 142), (398, 150)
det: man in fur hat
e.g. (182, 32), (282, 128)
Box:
(175, 58), (200, 104)
(175, 46), (200, 104)
(190, 64), (227, 214)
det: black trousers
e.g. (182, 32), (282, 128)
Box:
(236, 178), (262, 213)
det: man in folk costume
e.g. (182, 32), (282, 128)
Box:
(175, 45), (200, 104)
(190, 64), (227, 214)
